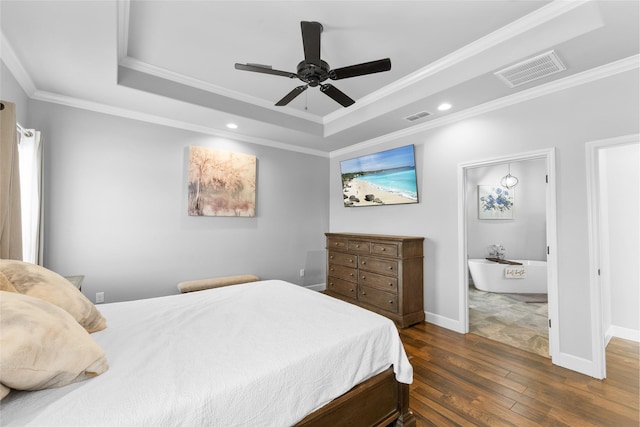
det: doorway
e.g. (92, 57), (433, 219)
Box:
(466, 158), (548, 357)
(586, 134), (640, 379)
(457, 148), (559, 362)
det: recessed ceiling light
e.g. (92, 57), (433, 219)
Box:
(437, 103), (452, 111)
(226, 123), (238, 129)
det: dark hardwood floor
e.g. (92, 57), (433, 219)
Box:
(399, 322), (639, 426)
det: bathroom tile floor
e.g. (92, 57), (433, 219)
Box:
(468, 285), (549, 358)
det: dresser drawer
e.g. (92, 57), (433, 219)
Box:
(327, 277), (357, 299)
(348, 240), (371, 254)
(359, 286), (398, 313)
(328, 264), (357, 282)
(359, 271), (398, 293)
(327, 237), (348, 250)
(371, 242), (399, 257)
(328, 251), (357, 268)
(359, 256), (398, 276)
(325, 232), (424, 329)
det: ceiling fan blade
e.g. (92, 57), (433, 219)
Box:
(235, 63), (297, 78)
(301, 21), (322, 67)
(275, 85), (308, 106)
(329, 58), (391, 80)
(320, 84), (355, 107)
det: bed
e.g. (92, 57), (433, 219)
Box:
(1, 279), (415, 426)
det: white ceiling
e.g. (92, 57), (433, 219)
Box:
(1, 1), (638, 154)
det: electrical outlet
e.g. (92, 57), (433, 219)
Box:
(299, 269), (305, 277)
(95, 292), (104, 304)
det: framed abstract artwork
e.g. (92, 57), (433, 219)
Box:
(188, 146), (256, 217)
(478, 185), (514, 220)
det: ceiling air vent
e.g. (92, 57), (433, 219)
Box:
(404, 111), (432, 122)
(495, 50), (566, 88)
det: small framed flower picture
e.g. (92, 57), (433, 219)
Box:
(478, 185), (514, 220)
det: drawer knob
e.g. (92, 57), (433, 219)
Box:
(350, 288), (354, 292)
(388, 266), (393, 270)
(361, 261), (366, 265)
(381, 248), (386, 251)
(362, 276), (366, 280)
(356, 244), (360, 248)
(330, 255), (334, 259)
(350, 273), (354, 276)
(349, 259), (353, 263)
(330, 268), (334, 271)
(388, 283), (393, 286)
(388, 300), (394, 304)
(362, 291), (367, 295)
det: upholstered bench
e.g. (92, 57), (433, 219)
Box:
(177, 275), (260, 294)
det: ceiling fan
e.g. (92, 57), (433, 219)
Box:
(234, 21), (391, 108)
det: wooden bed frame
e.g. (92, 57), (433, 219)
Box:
(296, 367), (416, 427)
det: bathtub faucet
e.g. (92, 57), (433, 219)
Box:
(489, 244), (505, 260)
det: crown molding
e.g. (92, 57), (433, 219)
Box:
(119, 56), (322, 124)
(324, 0), (593, 126)
(117, 0), (130, 62)
(115, 0), (591, 130)
(330, 54), (640, 158)
(19, 53), (638, 160)
(1, 31), (37, 96)
(116, 0), (321, 125)
(31, 90), (329, 158)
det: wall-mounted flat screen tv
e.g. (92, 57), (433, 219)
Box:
(340, 144), (419, 207)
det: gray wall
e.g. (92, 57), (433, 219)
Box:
(29, 101), (329, 303)
(4, 55), (639, 370)
(329, 69), (639, 362)
(466, 159), (547, 262)
(1, 61), (30, 124)
(600, 143), (639, 337)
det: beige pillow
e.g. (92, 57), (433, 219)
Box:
(0, 260), (106, 333)
(0, 271), (17, 293)
(0, 291), (108, 399)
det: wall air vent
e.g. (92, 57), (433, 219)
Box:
(404, 111), (432, 122)
(495, 50), (566, 88)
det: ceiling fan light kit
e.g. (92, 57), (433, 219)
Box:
(235, 21), (392, 108)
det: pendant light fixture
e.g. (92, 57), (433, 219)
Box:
(500, 163), (519, 189)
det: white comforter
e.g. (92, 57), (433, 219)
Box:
(1, 280), (412, 427)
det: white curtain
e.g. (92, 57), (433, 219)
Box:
(18, 130), (43, 265)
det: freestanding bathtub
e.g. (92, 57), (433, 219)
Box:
(468, 258), (547, 294)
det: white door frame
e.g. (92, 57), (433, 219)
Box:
(585, 133), (640, 379)
(457, 147), (559, 361)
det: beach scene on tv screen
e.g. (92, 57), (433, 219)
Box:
(341, 145), (418, 207)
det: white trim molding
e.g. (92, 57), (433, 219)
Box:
(585, 133), (640, 379)
(1, 31), (37, 96)
(426, 312), (464, 334)
(331, 55), (639, 158)
(457, 148), (559, 362)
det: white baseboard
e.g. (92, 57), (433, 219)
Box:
(425, 311), (465, 333)
(553, 352), (598, 378)
(305, 283), (326, 292)
(607, 325), (640, 343)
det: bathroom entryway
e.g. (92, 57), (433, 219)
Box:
(458, 149), (558, 361)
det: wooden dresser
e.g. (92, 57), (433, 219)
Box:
(325, 232), (425, 328)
